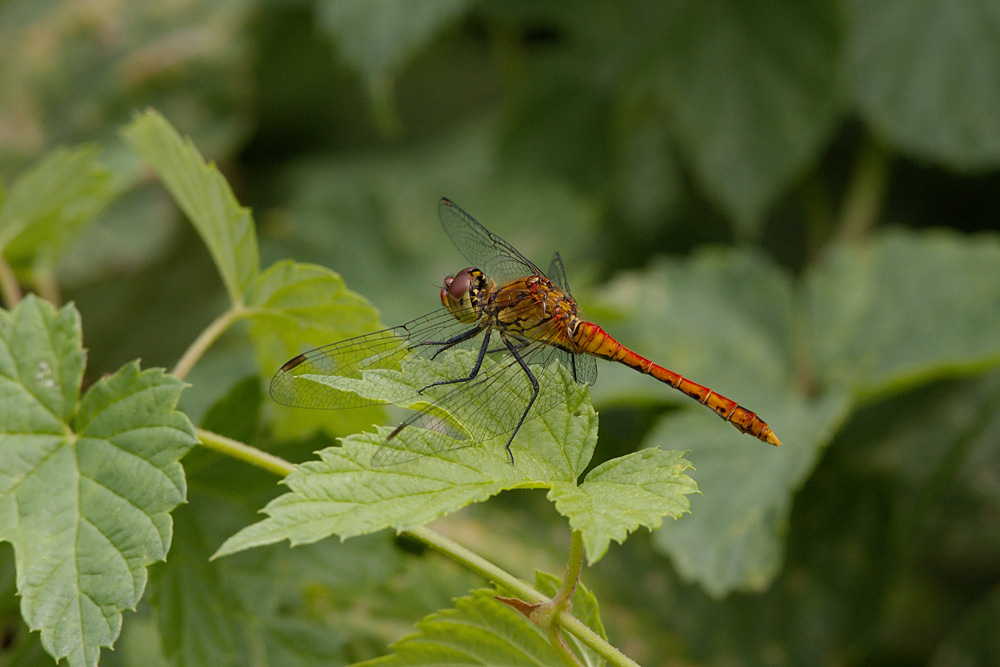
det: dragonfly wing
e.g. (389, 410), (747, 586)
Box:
(439, 198), (545, 286)
(538, 258), (600, 386)
(547, 253), (571, 295)
(553, 347), (598, 385)
(370, 336), (572, 466)
(270, 308), (482, 410)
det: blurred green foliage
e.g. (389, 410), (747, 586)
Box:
(1, 0), (999, 665)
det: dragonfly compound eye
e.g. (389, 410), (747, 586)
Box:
(448, 270), (473, 299)
(441, 268), (481, 323)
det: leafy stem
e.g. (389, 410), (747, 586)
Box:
(0, 253), (21, 308)
(196, 428), (295, 477)
(203, 430), (641, 666)
(837, 139), (890, 244)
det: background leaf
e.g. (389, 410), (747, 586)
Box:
(846, 0), (1000, 167)
(0, 144), (117, 263)
(807, 230), (1000, 394)
(246, 260), (385, 440)
(0, 297), (196, 667)
(645, 0), (842, 229)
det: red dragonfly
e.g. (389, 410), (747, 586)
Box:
(272, 198), (781, 465)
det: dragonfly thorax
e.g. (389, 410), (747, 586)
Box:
(441, 267), (493, 324)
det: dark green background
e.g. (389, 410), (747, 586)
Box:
(2, 1), (999, 665)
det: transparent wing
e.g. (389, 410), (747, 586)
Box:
(547, 253), (598, 385)
(370, 334), (571, 465)
(438, 198), (545, 286)
(547, 253), (571, 294)
(271, 308), (577, 467)
(270, 308), (483, 410)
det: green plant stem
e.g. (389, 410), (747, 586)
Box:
(196, 428), (295, 478)
(32, 265), (60, 306)
(550, 530), (584, 610)
(407, 526), (639, 667)
(172, 304), (245, 380)
(837, 140), (890, 244)
(0, 254), (22, 308)
(531, 531), (585, 663)
(206, 438), (640, 666)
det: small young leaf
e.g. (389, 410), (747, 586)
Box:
(123, 110), (259, 303)
(0, 144), (115, 258)
(247, 259), (384, 440)
(549, 449), (698, 563)
(0, 296), (196, 667)
(352, 588), (569, 667)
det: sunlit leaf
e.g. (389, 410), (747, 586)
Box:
(248, 259), (385, 440)
(549, 449), (697, 564)
(123, 110), (259, 303)
(0, 296), (196, 667)
(215, 359), (598, 557)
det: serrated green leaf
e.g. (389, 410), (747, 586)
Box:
(549, 449), (697, 564)
(846, 0), (1000, 168)
(0, 296), (196, 667)
(808, 230), (1000, 396)
(650, 0), (842, 229)
(123, 110), (259, 303)
(0, 144), (116, 259)
(352, 588), (567, 667)
(248, 259), (385, 440)
(214, 360), (600, 558)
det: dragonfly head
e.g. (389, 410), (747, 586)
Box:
(442, 267), (490, 323)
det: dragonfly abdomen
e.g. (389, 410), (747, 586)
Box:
(573, 322), (781, 446)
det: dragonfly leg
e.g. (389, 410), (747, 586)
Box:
(486, 336), (530, 355)
(500, 334), (540, 465)
(410, 324), (484, 360)
(418, 330), (492, 393)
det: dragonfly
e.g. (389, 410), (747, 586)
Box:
(272, 198), (781, 466)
